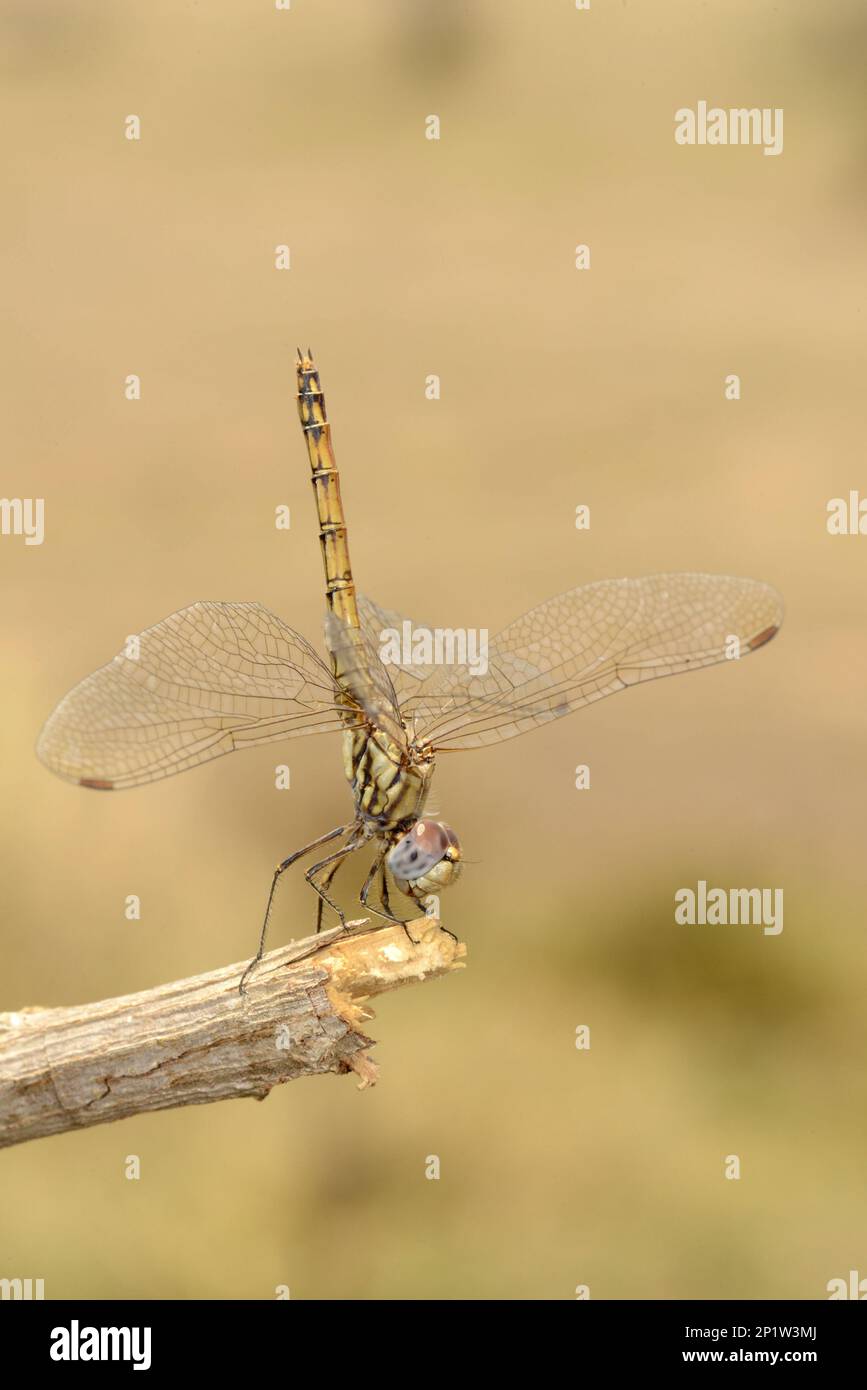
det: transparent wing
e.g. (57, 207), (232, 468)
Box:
(358, 594), (440, 701)
(398, 573), (783, 750)
(37, 601), (362, 790)
(324, 610), (406, 748)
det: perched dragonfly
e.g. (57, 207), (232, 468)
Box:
(37, 351), (783, 989)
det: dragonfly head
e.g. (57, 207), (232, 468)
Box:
(386, 819), (463, 900)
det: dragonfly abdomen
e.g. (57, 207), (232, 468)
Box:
(296, 350), (359, 630)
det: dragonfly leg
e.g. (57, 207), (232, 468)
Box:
(305, 836), (363, 929)
(434, 918), (459, 947)
(379, 865), (390, 914)
(315, 852), (347, 935)
(360, 845), (397, 919)
(360, 849), (421, 946)
(375, 862), (458, 947)
(239, 822), (353, 994)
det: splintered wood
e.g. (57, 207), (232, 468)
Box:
(0, 919), (465, 1149)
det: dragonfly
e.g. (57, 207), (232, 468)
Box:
(37, 350), (783, 990)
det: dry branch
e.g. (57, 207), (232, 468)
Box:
(0, 918), (465, 1150)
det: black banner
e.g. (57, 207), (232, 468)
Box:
(2, 1298), (862, 1373)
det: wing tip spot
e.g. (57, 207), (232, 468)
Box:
(747, 624), (779, 652)
(79, 777), (115, 790)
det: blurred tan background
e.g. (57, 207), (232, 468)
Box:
(2, 0), (866, 1299)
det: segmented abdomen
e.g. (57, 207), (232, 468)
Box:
(296, 351), (360, 631)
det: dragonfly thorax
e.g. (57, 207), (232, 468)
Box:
(342, 726), (434, 830)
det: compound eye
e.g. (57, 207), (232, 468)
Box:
(386, 820), (452, 880)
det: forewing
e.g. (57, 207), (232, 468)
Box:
(325, 607), (406, 747)
(358, 594), (441, 700)
(37, 601), (358, 789)
(401, 573), (783, 750)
